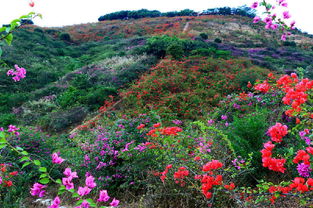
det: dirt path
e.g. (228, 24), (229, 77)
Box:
(183, 22), (189, 32)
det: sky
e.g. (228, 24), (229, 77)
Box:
(0, 0), (312, 34)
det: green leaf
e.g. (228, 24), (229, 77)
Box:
(0, 27), (6, 33)
(21, 151), (29, 156)
(56, 179), (62, 184)
(5, 33), (13, 45)
(22, 162), (31, 169)
(86, 198), (94, 203)
(39, 167), (47, 172)
(76, 199), (83, 206)
(33, 160), (41, 166)
(68, 188), (75, 193)
(15, 146), (23, 151)
(39, 178), (49, 184)
(39, 174), (47, 178)
(72, 193), (79, 198)
(0, 144), (7, 149)
(19, 156), (30, 162)
(0, 132), (6, 143)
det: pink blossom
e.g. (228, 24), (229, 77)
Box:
(77, 186), (91, 196)
(62, 177), (74, 190)
(85, 175), (96, 189)
(97, 190), (110, 202)
(283, 11), (291, 19)
(30, 183), (46, 197)
(221, 115), (227, 120)
(281, 33), (287, 41)
(253, 16), (261, 23)
(52, 153), (64, 164)
(48, 196), (61, 208)
(7, 65), (26, 82)
(271, 24), (278, 30)
(251, 2), (258, 9)
(110, 198), (120, 207)
(290, 20), (296, 29)
(63, 168), (78, 179)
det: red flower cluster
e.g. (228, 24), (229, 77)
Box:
(173, 167), (189, 186)
(160, 127), (183, 136)
(136, 124), (145, 130)
(160, 164), (173, 183)
(267, 123), (288, 143)
(261, 141), (286, 173)
(269, 177), (313, 198)
(224, 182), (235, 191)
(202, 160), (223, 172)
(147, 126), (183, 137)
(254, 80), (271, 93)
(201, 175), (223, 199)
(0, 164), (18, 188)
(277, 74), (313, 116)
(293, 148), (313, 165)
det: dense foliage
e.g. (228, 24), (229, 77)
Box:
(98, 6), (256, 21)
(1, 1), (313, 207)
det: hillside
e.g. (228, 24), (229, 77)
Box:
(1, 14), (312, 131)
(1, 11), (313, 207)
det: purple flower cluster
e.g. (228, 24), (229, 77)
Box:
(297, 163), (312, 178)
(7, 64), (26, 82)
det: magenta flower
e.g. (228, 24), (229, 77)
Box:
(297, 163), (312, 177)
(52, 153), (65, 164)
(81, 200), (90, 208)
(251, 2), (258, 9)
(281, 33), (287, 41)
(97, 190), (110, 202)
(48, 196), (61, 208)
(30, 183), (46, 197)
(85, 175), (96, 189)
(253, 16), (261, 23)
(77, 186), (91, 196)
(263, 17), (272, 24)
(290, 20), (296, 29)
(221, 115), (227, 120)
(63, 168), (78, 179)
(271, 24), (278, 30)
(110, 198), (120, 207)
(283, 11), (291, 19)
(7, 65), (26, 82)
(62, 177), (74, 190)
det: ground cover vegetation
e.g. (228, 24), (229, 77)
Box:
(1, 0), (313, 207)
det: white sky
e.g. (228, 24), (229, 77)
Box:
(0, 0), (312, 34)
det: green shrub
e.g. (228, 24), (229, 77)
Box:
(59, 33), (71, 42)
(199, 33), (208, 40)
(166, 42), (184, 60)
(227, 109), (269, 158)
(0, 113), (17, 127)
(214, 38), (222, 43)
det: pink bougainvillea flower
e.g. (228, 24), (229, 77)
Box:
(283, 11), (291, 19)
(30, 183), (46, 197)
(85, 175), (96, 189)
(52, 153), (65, 164)
(63, 168), (78, 179)
(48, 196), (61, 208)
(97, 190), (110, 202)
(110, 198), (120, 207)
(77, 186), (91, 196)
(62, 177), (74, 190)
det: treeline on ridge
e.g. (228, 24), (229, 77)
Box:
(98, 6), (256, 21)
